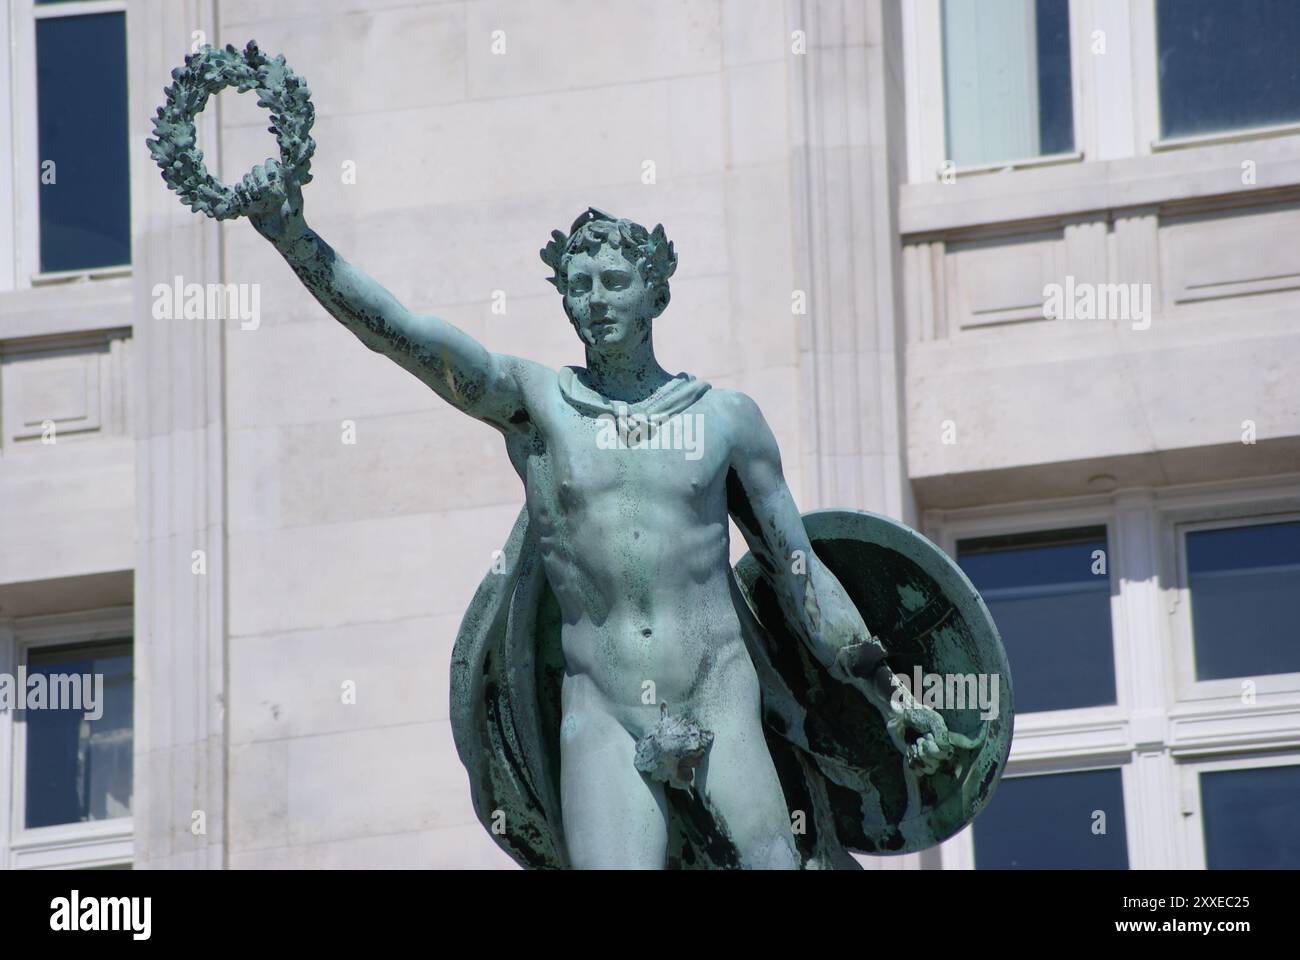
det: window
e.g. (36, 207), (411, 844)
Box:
(907, 0), (1300, 182)
(2, 609), (133, 869)
(0, 0), (130, 289)
(972, 768), (1129, 868)
(1156, 0), (1300, 140)
(932, 486), (1300, 870)
(24, 641), (133, 829)
(957, 526), (1115, 714)
(1185, 519), (1300, 681)
(34, 4), (131, 272)
(1198, 762), (1300, 869)
(941, 0), (1074, 167)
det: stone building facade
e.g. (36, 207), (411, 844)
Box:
(1, 0), (1296, 869)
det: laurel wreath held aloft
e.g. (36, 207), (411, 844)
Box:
(147, 40), (314, 220)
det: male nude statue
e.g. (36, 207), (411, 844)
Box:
(243, 168), (955, 869)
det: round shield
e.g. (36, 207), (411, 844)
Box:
(734, 508), (1014, 855)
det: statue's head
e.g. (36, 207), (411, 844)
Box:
(540, 208), (678, 352)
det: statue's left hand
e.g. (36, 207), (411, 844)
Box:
(886, 700), (954, 777)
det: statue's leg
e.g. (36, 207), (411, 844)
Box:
(560, 705), (670, 869)
(696, 714), (799, 869)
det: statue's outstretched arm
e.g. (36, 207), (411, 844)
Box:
(246, 165), (528, 431)
(723, 390), (955, 775)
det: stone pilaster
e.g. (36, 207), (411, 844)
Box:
(129, 0), (227, 869)
(788, 0), (915, 526)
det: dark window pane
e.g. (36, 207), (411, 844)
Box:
(958, 526), (1115, 713)
(942, 0), (1074, 166)
(36, 12), (131, 272)
(24, 641), (134, 829)
(1034, 0), (1074, 155)
(974, 768), (1129, 868)
(1201, 765), (1300, 868)
(1157, 0), (1300, 138)
(1187, 520), (1300, 680)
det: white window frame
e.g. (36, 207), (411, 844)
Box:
(903, 0), (1300, 182)
(3, 0), (131, 293)
(1158, 488), (1300, 708)
(1175, 750), (1300, 869)
(3, 606), (133, 870)
(1135, 0), (1300, 153)
(932, 501), (1126, 731)
(938, 757), (1137, 870)
(928, 499), (1135, 869)
(903, 0), (1092, 182)
(0, 4), (16, 292)
(925, 478), (1300, 869)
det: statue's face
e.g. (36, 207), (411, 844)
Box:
(563, 244), (658, 351)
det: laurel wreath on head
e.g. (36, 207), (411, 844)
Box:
(147, 40), (315, 220)
(540, 209), (678, 297)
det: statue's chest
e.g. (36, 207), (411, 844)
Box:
(525, 403), (726, 516)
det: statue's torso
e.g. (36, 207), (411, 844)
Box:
(505, 373), (761, 734)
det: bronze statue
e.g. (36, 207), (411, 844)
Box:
(150, 42), (1013, 870)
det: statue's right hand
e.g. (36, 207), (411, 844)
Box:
(242, 160), (306, 247)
